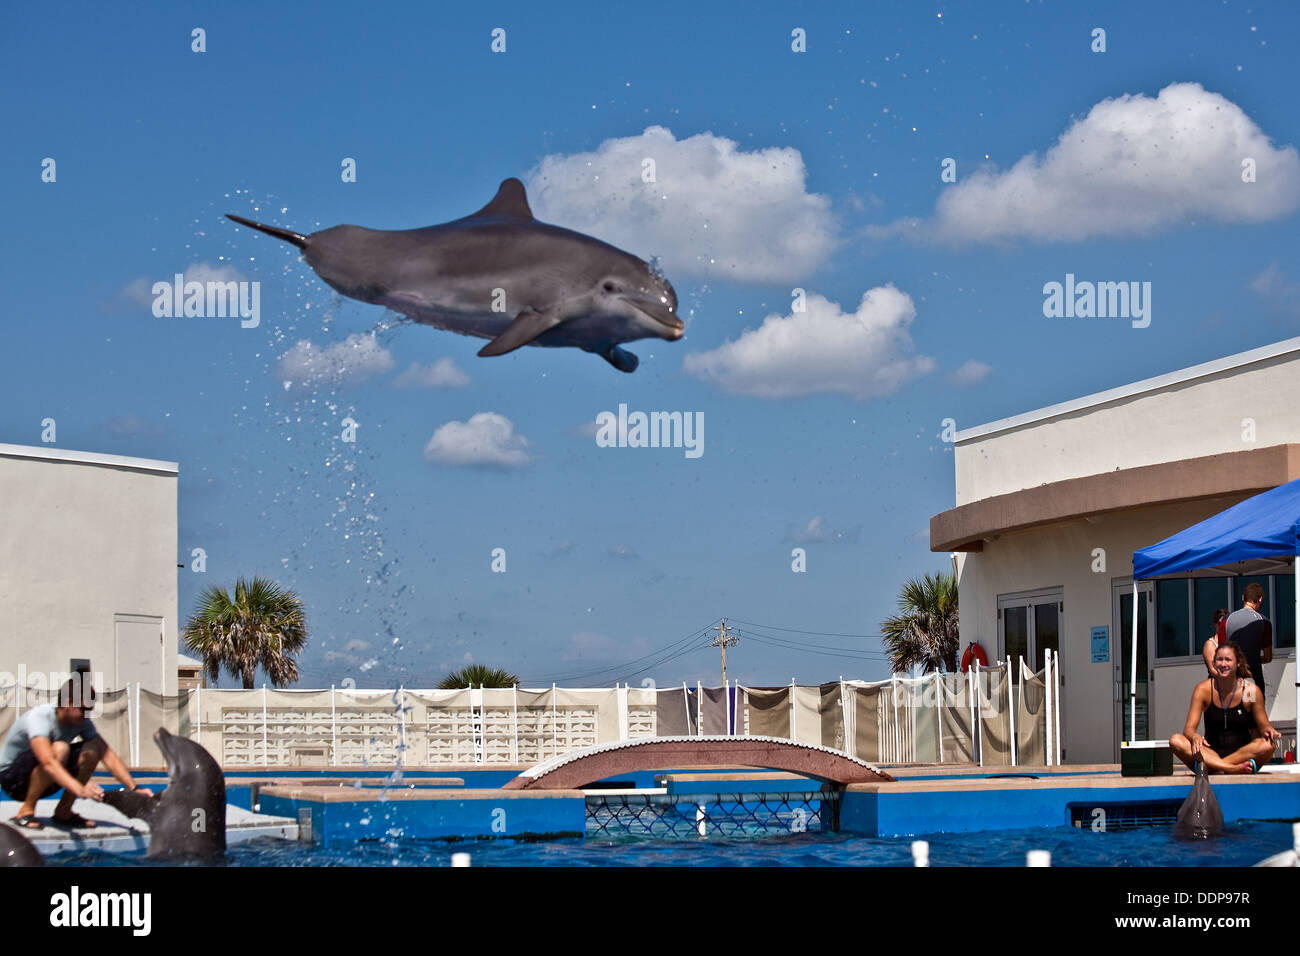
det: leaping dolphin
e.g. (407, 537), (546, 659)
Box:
(227, 179), (684, 373)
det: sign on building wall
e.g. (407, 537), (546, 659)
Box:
(1091, 626), (1109, 663)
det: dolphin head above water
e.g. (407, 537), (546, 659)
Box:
(227, 178), (685, 373)
(1172, 762), (1226, 840)
(102, 727), (226, 859)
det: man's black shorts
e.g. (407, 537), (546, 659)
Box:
(0, 740), (85, 800)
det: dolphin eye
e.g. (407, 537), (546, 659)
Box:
(603, 281), (617, 293)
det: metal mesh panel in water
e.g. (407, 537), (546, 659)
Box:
(1067, 800), (1183, 830)
(586, 790), (840, 839)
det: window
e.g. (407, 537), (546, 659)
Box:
(1155, 573), (1296, 659)
(1156, 579), (1190, 657)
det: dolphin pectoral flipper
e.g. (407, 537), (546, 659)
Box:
(478, 309), (565, 357)
(601, 346), (639, 373)
(103, 788), (158, 823)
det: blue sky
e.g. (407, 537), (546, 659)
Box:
(3, 1), (1299, 689)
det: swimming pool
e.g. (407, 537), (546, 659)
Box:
(46, 820), (1295, 867)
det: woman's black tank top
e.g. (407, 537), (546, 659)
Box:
(1205, 680), (1254, 753)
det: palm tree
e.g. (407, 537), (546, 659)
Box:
(880, 571), (959, 674)
(184, 577), (308, 688)
(437, 664), (519, 689)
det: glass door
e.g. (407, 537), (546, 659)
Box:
(997, 590), (1062, 677)
(1114, 581), (1154, 756)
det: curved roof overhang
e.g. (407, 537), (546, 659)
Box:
(930, 443), (1300, 553)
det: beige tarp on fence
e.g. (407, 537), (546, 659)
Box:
(1017, 666), (1048, 766)
(743, 687), (790, 739)
(939, 674), (977, 763)
(852, 685), (883, 762)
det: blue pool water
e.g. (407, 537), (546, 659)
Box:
(47, 820), (1295, 867)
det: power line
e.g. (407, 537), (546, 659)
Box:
(522, 620), (720, 685)
(727, 617), (883, 640)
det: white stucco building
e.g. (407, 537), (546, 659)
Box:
(931, 338), (1299, 764)
(0, 444), (179, 696)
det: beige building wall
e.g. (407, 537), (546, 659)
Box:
(0, 445), (178, 696)
(946, 338), (1300, 765)
(954, 496), (1292, 765)
(955, 341), (1300, 505)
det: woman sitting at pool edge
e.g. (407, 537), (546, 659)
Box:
(1169, 641), (1281, 774)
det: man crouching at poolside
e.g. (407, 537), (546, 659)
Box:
(0, 678), (151, 829)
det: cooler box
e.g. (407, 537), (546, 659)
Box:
(1120, 740), (1173, 776)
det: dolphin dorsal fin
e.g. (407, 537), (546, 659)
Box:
(471, 178), (535, 220)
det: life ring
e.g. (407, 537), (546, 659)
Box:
(960, 642), (989, 673)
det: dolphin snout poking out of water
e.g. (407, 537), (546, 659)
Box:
(103, 727), (226, 860)
(227, 178), (685, 373)
(1172, 762), (1225, 839)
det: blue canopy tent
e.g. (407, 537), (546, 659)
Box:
(1131, 476), (1300, 746)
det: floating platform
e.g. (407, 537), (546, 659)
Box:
(0, 796), (298, 857)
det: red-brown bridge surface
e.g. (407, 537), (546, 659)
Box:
(501, 736), (895, 790)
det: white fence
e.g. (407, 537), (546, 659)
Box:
(0, 653), (1061, 769)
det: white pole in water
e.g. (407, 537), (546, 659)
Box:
(1130, 580), (1139, 744)
(1027, 850), (1051, 867)
(451, 852), (471, 867)
(911, 840), (930, 867)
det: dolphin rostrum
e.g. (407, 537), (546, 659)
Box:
(227, 179), (684, 373)
(1172, 761), (1225, 840)
(103, 727), (226, 860)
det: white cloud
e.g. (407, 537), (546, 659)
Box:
(607, 544), (638, 559)
(788, 515), (861, 545)
(682, 285), (935, 399)
(889, 82), (1300, 243)
(279, 333), (395, 388)
(392, 358), (471, 389)
(948, 359), (992, 387)
(1248, 262), (1300, 319)
(526, 125), (837, 282)
(120, 261), (248, 307)
(424, 412), (535, 468)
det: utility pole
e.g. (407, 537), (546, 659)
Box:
(709, 619), (740, 684)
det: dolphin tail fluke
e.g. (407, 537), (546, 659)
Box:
(225, 214), (308, 249)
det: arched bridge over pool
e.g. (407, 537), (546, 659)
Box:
(500, 735), (895, 790)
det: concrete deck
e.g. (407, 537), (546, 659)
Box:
(0, 797), (299, 856)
